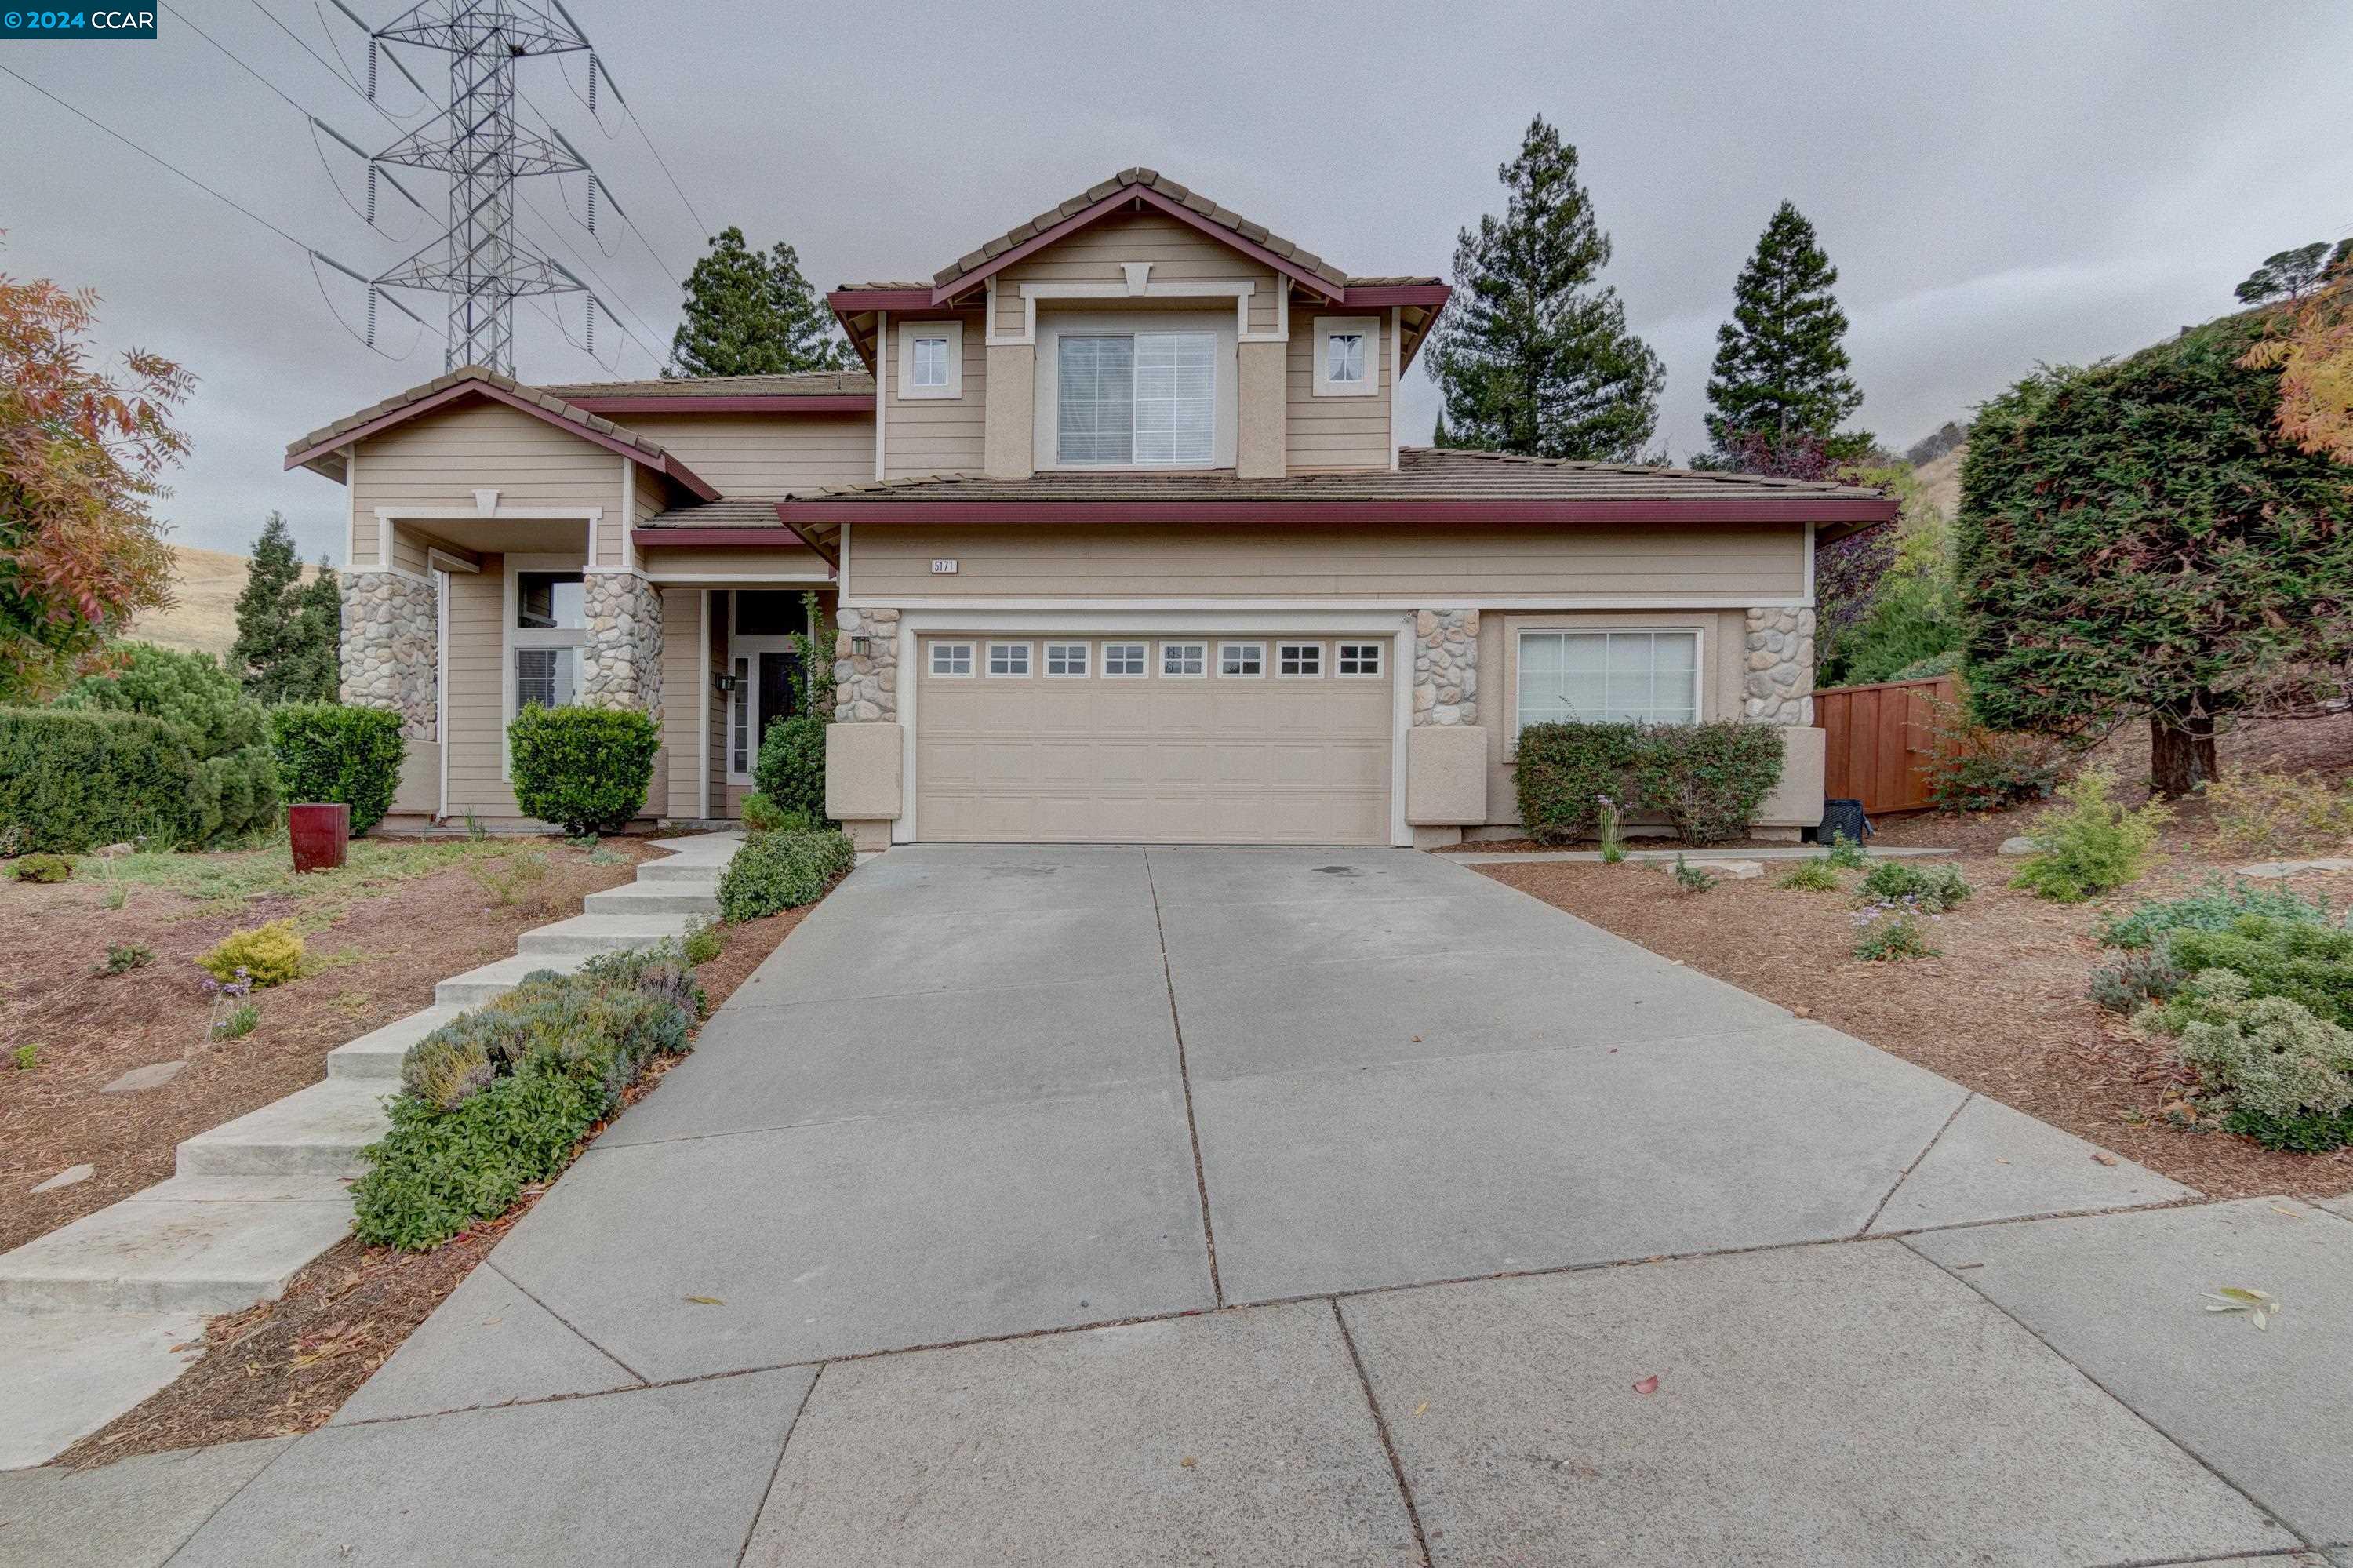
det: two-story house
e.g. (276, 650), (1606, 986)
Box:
(285, 168), (1892, 849)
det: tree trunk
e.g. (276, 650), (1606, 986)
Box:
(2148, 704), (2218, 798)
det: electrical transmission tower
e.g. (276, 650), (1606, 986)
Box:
(363, 0), (612, 375)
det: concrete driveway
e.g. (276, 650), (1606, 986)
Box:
(35, 846), (2353, 1567)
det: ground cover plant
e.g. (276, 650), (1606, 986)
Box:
(717, 827), (856, 922)
(2198, 769), (2353, 858)
(2137, 968), (2353, 1151)
(1778, 858), (1843, 892)
(1857, 859), (1973, 913)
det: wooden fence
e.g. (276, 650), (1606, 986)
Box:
(1813, 675), (1956, 815)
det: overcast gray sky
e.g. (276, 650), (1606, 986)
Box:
(5, 0), (2349, 562)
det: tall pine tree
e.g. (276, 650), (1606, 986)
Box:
(666, 227), (848, 378)
(1704, 201), (1864, 458)
(287, 556), (341, 702)
(230, 516), (339, 703)
(1427, 117), (1663, 461)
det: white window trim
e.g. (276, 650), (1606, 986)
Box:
(985, 640), (1035, 678)
(1217, 641), (1266, 678)
(1102, 642), (1150, 678)
(1510, 626), (1706, 743)
(500, 552), (591, 781)
(1276, 641), (1325, 678)
(1313, 315), (1381, 398)
(929, 640), (977, 678)
(1336, 641), (1386, 678)
(1043, 641), (1091, 678)
(1159, 641), (1209, 678)
(722, 593), (804, 786)
(896, 318), (963, 400)
(1035, 308), (1238, 472)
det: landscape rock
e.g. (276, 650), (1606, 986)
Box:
(100, 1061), (185, 1094)
(1999, 836), (2037, 856)
(30, 1164), (93, 1194)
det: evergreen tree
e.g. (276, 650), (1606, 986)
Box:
(2233, 241), (2338, 305)
(1431, 410), (1450, 447)
(666, 227), (848, 378)
(230, 513), (304, 701)
(285, 555), (341, 703)
(1427, 117), (1663, 461)
(1704, 201), (1864, 458)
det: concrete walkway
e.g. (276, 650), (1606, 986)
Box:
(13, 846), (2351, 1566)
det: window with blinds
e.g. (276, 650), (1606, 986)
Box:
(516, 647), (574, 712)
(1056, 331), (1214, 464)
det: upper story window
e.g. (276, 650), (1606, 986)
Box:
(1057, 331), (1215, 465)
(515, 571), (584, 630)
(897, 319), (962, 399)
(1312, 315), (1381, 398)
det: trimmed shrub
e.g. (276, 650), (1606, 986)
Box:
(0, 708), (199, 851)
(13, 852), (71, 883)
(1513, 721), (1784, 846)
(507, 705), (660, 836)
(1857, 860), (1973, 913)
(752, 713), (828, 825)
(52, 644), (279, 846)
(198, 919), (307, 988)
(2009, 766), (2169, 903)
(717, 828), (856, 922)
(351, 1064), (607, 1251)
(2136, 968), (2353, 1148)
(2096, 877), (2338, 951)
(740, 791), (813, 836)
(267, 704), (406, 835)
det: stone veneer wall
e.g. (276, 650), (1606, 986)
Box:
(1413, 609), (1479, 727)
(832, 606), (901, 722)
(579, 571), (664, 719)
(339, 570), (437, 737)
(1744, 606), (1817, 726)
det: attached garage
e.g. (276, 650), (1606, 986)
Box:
(911, 633), (1397, 844)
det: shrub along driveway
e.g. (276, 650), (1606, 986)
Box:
(53, 847), (2353, 1566)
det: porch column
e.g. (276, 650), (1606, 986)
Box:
(827, 606), (904, 851)
(340, 569), (436, 737)
(1406, 609), (1487, 846)
(1745, 605), (1824, 839)
(580, 571), (664, 720)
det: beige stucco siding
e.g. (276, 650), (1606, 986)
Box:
(349, 403), (618, 568)
(622, 411), (874, 497)
(850, 522), (1806, 602)
(995, 212), (1282, 336)
(1287, 317), (1391, 471)
(883, 314), (987, 481)
(442, 555), (519, 820)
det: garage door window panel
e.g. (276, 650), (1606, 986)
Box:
(930, 642), (975, 678)
(987, 642), (1033, 678)
(1516, 629), (1699, 733)
(1162, 642), (1207, 678)
(1219, 642), (1265, 678)
(1044, 642), (1090, 678)
(1104, 642), (1147, 678)
(1278, 642), (1324, 678)
(1337, 642), (1384, 678)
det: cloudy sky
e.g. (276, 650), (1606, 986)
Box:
(5, 0), (2349, 562)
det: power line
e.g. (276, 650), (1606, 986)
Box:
(246, 0), (416, 125)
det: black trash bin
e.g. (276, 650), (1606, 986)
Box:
(1817, 798), (1873, 845)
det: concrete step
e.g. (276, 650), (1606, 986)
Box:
(175, 1079), (396, 1180)
(582, 882), (720, 919)
(515, 912), (696, 959)
(435, 951), (588, 1009)
(635, 857), (729, 885)
(0, 1183), (355, 1313)
(325, 1006), (467, 1081)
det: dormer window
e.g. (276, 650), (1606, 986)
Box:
(1313, 315), (1381, 397)
(897, 319), (962, 399)
(1057, 331), (1216, 465)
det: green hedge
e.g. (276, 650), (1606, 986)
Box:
(752, 713), (828, 825)
(267, 704), (406, 835)
(0, 708), (200, 852)
(44, 644), (280, 846)
(717, 828), (856, 922)
(1513, 720), (1785, 846)
(507, 704), (660, 836)
(352, 948), (697, 1251)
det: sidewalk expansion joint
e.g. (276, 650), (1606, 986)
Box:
(1144, 845), (1225, 1309)
(1331, 1297), (1434, 1568)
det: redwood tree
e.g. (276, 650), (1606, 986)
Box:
(0, 264), (186, 700)
(1958, 311), (2353, 795)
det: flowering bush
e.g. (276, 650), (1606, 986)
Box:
(1851, 900), (1939, 961)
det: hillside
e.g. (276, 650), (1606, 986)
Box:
(1912, 443), (1964, 518)
(125, 545), (319, 663)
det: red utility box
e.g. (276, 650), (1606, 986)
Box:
(289, 804), (350, 873)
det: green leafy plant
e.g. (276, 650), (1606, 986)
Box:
(717, 828), (856, 922)
(2096, 878), (2337, 951)
(0, 708), (197, 853)
(507, 705), (660, 836)
(1595, 795), (1626, 864)
(466, 850), (550, 909)
(2136, 967), (2353, 1149)
(351, 1062), (607, 1251)
(1670, 854), (1717, 893)
(1857, 860), (1973, 913)
(100, 941), (154, 975)
(1824, 832), (1868, 870)
(215, 1002), (260, 1040)
(752, 715), (829, 827)
(1515, 720), (1784, 846)
(197, 919), (305, 988)
(2163, 917), (2353, 1028)
(12, 1043), (37, 1071)
(682, 915), (723, 966)
(2198, 769), (2353, 857)
(1777, 858), (1843, 892)
(2008, 766), (2171, 904)
(13, 852), (71, 883)
(103, 879), (129, 909)
(1922, 718), (2068, 813)
(264, 704), (406, 836)
(53, 643), (280, 846)
(464, 813), (486, 842)
(2089, 947), (2186, 1014)
(1852, 908), (1937, 962)
(202, 969), (255, 1043)
(740, 791), (813, 837)
(565, 833), (599, 850)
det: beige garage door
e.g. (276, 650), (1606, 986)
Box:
(914, 635), (1395, 844)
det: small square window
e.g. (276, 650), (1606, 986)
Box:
(1278, 642), (1323, 677)
(987, 642), (1032, 677)
(1218, 642), (1264, 677)
(1328, 333), (1364, 384)
(912, 337), (949, 388)
(515, 572), (584, 630)
(1162, 642), (1206, 678)
(1104, 642), (1147, 677)
(930, 642), (974, 677)
(1337, 642), (1384, 677)
(1045, 642), (1090, 678)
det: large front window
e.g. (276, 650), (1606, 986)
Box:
(512, 570), (584, 717)
(1056, 331), (1215, 465)
(1517, 631), (1699, 731)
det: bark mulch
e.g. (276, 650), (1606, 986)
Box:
(52, 901), (816, 1468)
(0, 839), (653, 1254)
(1479, 846), (2353, 1206)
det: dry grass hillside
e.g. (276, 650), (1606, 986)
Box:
(125, 545), (318, 663)
(1912, 442), (1964, 518)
